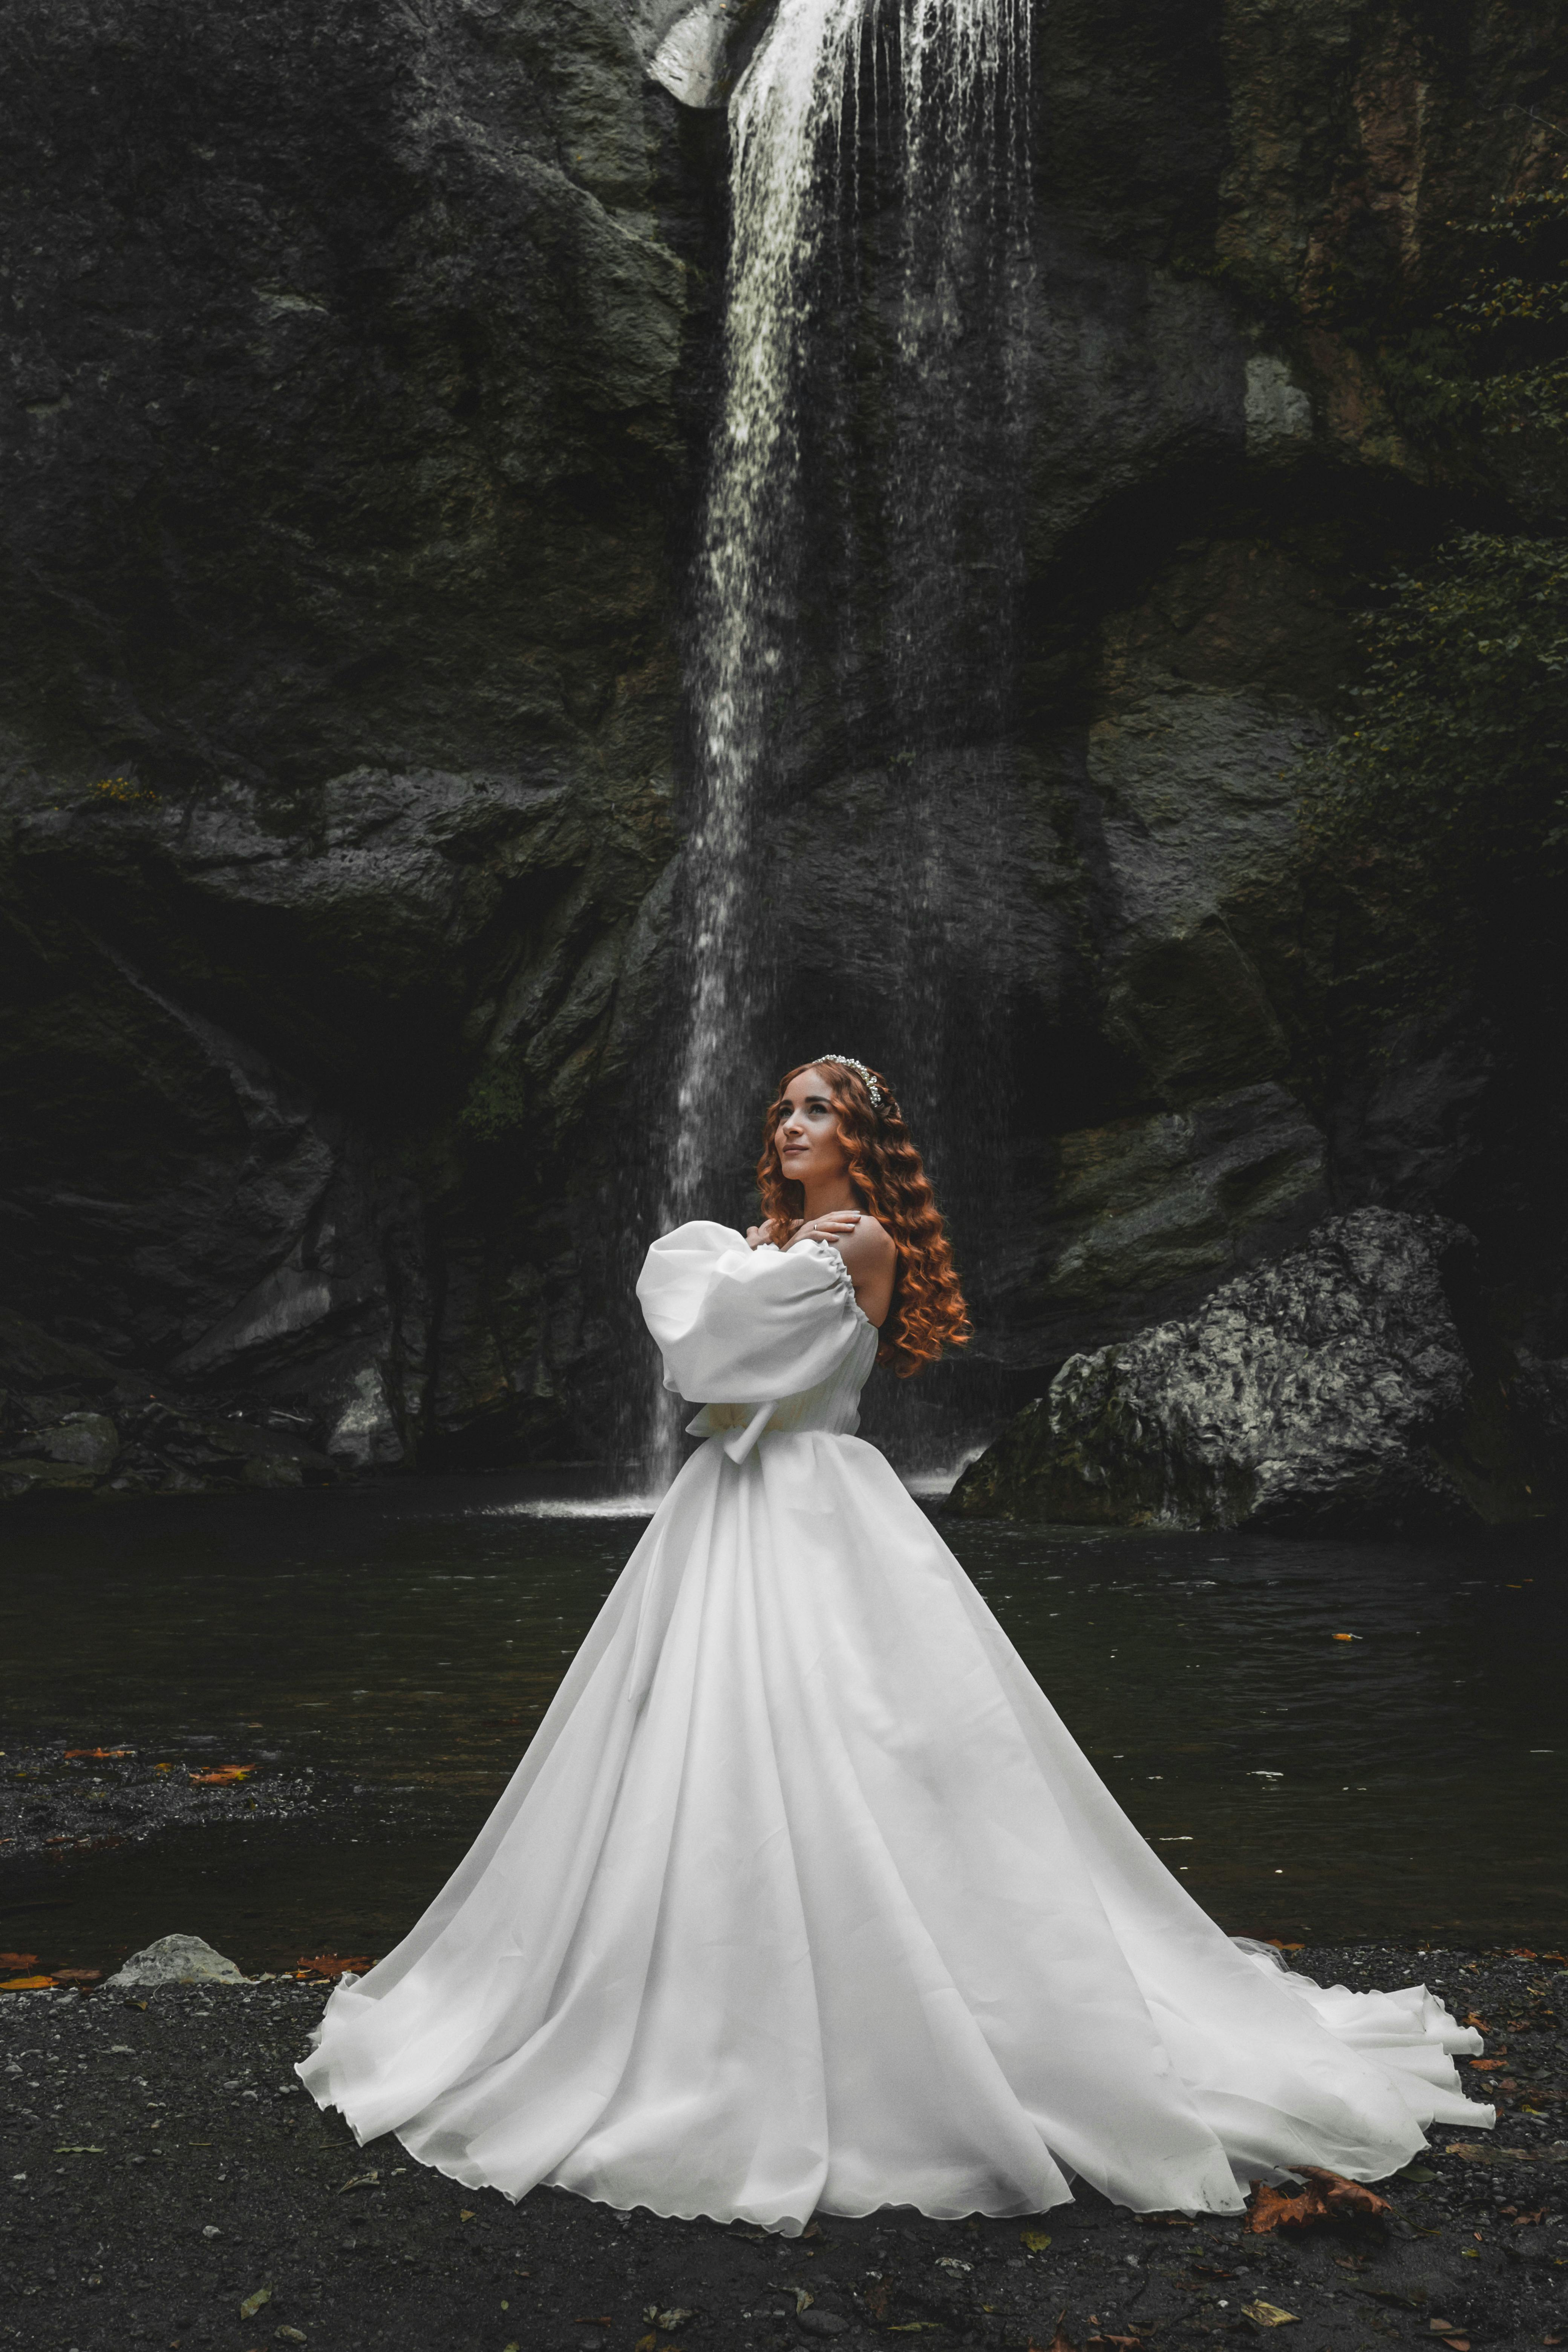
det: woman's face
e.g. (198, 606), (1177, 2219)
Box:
(773, 1067), (851, 1190)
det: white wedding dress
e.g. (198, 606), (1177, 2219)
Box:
(299, 1222), (1493, 2232)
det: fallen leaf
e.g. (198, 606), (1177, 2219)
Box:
(276, 2331), (308, 2345)
(335, 2171), (379, 2194)
(459, 2209), (475, 2222)
(239, 2286), (273, 2321)
(1331, 1633), (1360, 1642)
(634, 2337), (658, 2352)
(295, 1954), (372, 1980)
(0, 1953), (38, 1967)
(1470, 2058), (1508, 2071)
(1245, 2168), (1392, 2236)
(190, 1766), (254, 1784)
(51, 1967), (101, 1983)
(1087, 2335), (1143, 2349)
(1242, 2305), (1300, 2328)
(0, 1975), (55, 1991)
(54, 2145), (106, 2154)
(1042, 2316), (1078, 2352)
(64, 1747), (135, 1759)
(1021, 2230), (1053, 2250)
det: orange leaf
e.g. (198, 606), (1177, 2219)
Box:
(295, 1953), (372, 1980)
(1, 1975), (56, 1991)
(1470, 2058), (1508, 2071)
(64, 1746), (135, 1759)
(0, 1952), (38, 1968)
(1245, 2169), (1392, 2235)
(189, 1765), (254, 1785)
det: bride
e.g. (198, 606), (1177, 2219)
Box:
(299, 1055), (1493, 2232)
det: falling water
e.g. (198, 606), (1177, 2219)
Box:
(647, 0), (1034, 1482)
(665, 0), (874, 1232)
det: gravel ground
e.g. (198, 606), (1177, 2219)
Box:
(0, 1748), (363, 1874)
(2, 1946), (1564, 2352)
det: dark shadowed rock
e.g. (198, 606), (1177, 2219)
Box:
(0, 1302), (338, 1501)
(951, 1209), (1549, 1532)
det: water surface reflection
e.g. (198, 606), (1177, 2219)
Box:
(2, 1474), (1561, 1972)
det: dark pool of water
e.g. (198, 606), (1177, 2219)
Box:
(2, 1472), (1563, 1975)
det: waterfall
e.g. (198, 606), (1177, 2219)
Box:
(646, 0), (1034, 1484)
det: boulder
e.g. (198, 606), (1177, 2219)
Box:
(951, 1210), (1548, 1533)
(104, 1934), (247, 1989)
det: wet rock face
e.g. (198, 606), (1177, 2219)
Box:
(952, 1210), (1550, 1533)
(0, 0), (701, 1469)
(0, 0), (1562, 1481)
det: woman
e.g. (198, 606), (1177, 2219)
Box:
(299, 1055), (1492, 2233)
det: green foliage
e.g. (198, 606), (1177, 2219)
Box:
(459, 1063), (530, 1141)
(1330, 168), (1568, 457)
(1447, 170), (1568, 438)
(1302, 532), (1568, 1019)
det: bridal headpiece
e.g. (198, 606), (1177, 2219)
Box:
(817, 1054), (882, 1108)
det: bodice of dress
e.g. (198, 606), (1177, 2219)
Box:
(637, 1221), (878, 1462)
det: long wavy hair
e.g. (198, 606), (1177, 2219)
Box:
(755, 1059), (970, 1378)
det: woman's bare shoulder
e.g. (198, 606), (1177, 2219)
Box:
(839, 1213), (896, 1271)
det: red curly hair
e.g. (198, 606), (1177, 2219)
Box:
(755, 1058), (971, 1379)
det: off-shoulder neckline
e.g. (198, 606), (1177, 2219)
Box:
(796, 1233), (880, 1335)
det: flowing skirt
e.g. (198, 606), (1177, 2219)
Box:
(298, 1431), (1492, 2233)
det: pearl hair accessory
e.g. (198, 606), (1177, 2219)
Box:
(817, 1054), (882, 1107)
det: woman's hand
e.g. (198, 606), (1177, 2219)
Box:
(744, 1218), (779, 1250)
(786, 1210), (863, 1253)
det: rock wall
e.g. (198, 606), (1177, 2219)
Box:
(2, 0), (1563, 1491)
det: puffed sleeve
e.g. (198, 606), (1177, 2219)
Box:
(637, 1220), (863, 1458)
